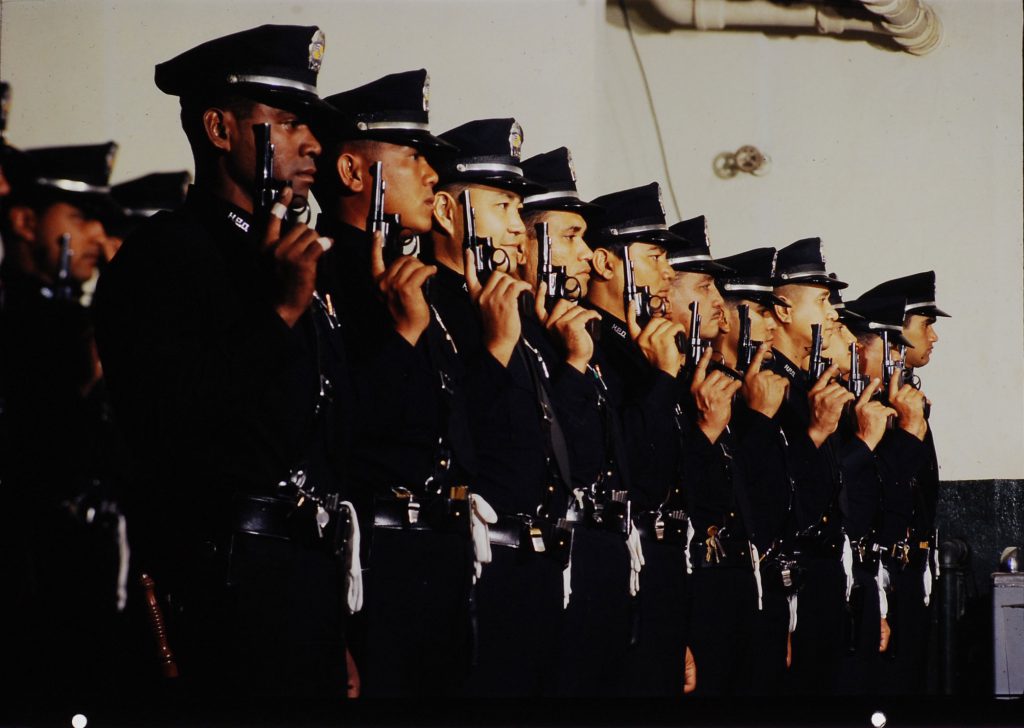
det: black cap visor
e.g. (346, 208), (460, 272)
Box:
(906, 304), (951, 319)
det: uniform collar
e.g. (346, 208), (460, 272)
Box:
(770, 347), (803, 382)
(185, 185), (255, 241)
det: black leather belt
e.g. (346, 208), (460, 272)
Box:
(692, 538), (753, 569)
(230, 492), (349, 551)
(633, 510), (689, 544)
(372, 490), (470, 535)
(488, 515), (572, 569)
(231, 494), (295, 541)
(792, 533), (845, 562)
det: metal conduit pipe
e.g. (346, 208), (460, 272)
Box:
(647, 0), (941, 55)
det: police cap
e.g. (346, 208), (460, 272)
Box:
(845, 292), (914, 347)
(666, 215), (733, 274)
(520, 147), (598, 213)
(436, 118), (544, 195)
(774, 237), (847, 289)
(715, 248), (788, 308)
(859, 271), (950, 318)
(587, 182), (687, 249)
(322, 69), (455, 157)
(155, 24), (340, 122)
(19, 142), (120, 222)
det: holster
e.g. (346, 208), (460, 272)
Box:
(372, 486), (470, 535)
(489, 514), (573, 570)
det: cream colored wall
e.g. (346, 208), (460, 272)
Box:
(0, 0), (1020, 480)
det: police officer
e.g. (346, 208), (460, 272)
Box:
(766, 238), (853, 694)
(519, 147), (634, 696)
(0, 142), (131, 699)
(709, 247), (794, 693)
(310, 69), (476, 697)
(581, 182), (695, 696)
(425, 117), (572, 697)
(853, 272), (946, 694)
(94, 24), (356, 698)
(829, 289), (906, 693)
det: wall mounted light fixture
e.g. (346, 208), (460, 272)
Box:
(713, 145), (771, 179)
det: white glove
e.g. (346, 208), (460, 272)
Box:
(750, 542), (763, 611)
(923, 556), (933, 607)
(877, 560), (890, 619)
(684, 519), (695, 575)
(469, 494), (498, 582)
(626, 523), (645, 596)
(563, 557), (572, 610)
(787, 593), (799, 633)
(842, 535), (854, 601)
(340, 501), (363, 614)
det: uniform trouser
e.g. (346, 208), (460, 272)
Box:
(621, 538), (689, 697)
(878, 564), (932, 694)
(686, 566), (760, 696)
(556, 527), (632, 697)
(787, 556), (846, 695)
(176, 532), (348, 699)
(464, 544), (564, 697)
(360, 527), (474, 697)
(836, 563), (882, 695)
(750, 588), (790, 694)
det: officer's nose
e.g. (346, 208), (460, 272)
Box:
(577, 241), (593, 263)
(509, 209), (526, 235)
(422, 158), (439, 188)
(302, 128), (322, 159)
(826, 305), (839, 322)
(929, 327), (939, 344)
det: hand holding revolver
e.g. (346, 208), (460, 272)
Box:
(370, 232), (437, 346)
(854, 378), (897, 451)
(263, 185), (332, 328)
(627, 301), (685, 377)
(465, 247), (531, 367)
(741, 343), (789, 419)
(691, 346), (742, 444)
(807, 363), (854, 447)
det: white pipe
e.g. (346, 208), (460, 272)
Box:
(647, 0), (941, 55)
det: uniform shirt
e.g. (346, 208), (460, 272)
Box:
(315, 219), (474, 501)
(94, 187), (350, 546)
(585, 306), (683, 513)
(426, 263), (552, 516)
(765, 349), (844, 542)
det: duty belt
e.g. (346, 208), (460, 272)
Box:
(691, 526), (753, 569)
(633, 509), (689, 544)
(230, 492), (349, 552)
(881, 533), (935, 571)
(489, 514), (573, 569)
(564, 489), (631, 536)
(851, 539), (884, 571)
(372, 486), (470, 535)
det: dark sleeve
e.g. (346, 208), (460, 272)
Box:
(733, 408), (792, 551)
(875, 428), (928, 544)
(838, 436), (881, 540)
(620, 370), (681, 509)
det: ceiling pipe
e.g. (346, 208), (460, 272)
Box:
(647, 0), (942, 55)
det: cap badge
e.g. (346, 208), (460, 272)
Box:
(566, 148), (577, 183)
(308, 29), (326, 72)
(819, 241), (827, 267)
(422, 73), (431, 114)
(105, 143), (119, 178)
(770, 250), (778, 277)
(508, 121), (523, 161)
(656, 185), (665, 216)
(703, 217), (710, 248)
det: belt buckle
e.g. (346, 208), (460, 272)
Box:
(654, 514), (665, 541)
(529, 525), (546, 553)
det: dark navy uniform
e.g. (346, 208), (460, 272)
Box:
(667, 223), (765, 696)
(583, 183), (691, 697)
(0, 144), (133, 701)
(857, 272), (950, 695)
(312, 72), (476, 697)
(520, 147), (634, 697)
(426, 118), (567, 697)
(766, 239), (850, 694)
(94, 25), (353, 698)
